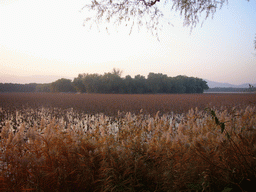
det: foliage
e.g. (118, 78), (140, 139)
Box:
(0, 70), (209, 94)
(82, 0), (164, 37)
(35, 84), (51, 92)
(82, 0), (256, 49)
(73, 75), (87, 93)
(50, 78), (76, 93)
(81, 0), (229, 36)
(72, 72), (209, 94)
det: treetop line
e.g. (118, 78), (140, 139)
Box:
(0, 71), (209, 94)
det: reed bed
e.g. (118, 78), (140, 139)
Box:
(0, 104), (256, 191)
(1, 93), (256, 116)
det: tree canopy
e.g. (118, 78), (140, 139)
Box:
(0, 71), (209, 94)
(82, 0), (230, 36)
(50, 78), (76, 93)
(68, 71), (209, 94)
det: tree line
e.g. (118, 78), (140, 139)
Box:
(0, 71), (209, 94)
(204, 87), (248, 93)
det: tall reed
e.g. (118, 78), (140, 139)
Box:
(0, 105), (255, 191)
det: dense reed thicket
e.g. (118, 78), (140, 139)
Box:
(0, 103), (256, 191)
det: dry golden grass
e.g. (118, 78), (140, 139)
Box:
(0, 103), (256, 191)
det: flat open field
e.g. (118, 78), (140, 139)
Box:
(0, 93), (255, 115)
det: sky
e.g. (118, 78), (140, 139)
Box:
(0, 0), (256, 85)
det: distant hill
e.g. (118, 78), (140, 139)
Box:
(205, 80), (256, 89)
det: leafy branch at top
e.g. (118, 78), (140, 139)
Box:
(81, 0), (228, 37)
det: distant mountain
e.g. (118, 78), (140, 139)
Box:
(204, 80), (256, 89)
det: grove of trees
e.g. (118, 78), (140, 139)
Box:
(0, 70), (209, 94)
(60, 70), (209, 94)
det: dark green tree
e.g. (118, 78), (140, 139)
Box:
(196, 78), (209, 93)
(82, 73), (102, 93)
(73, 74), (87, 93)
(123, 75), (135, 93)
(50, 78), (75, 92)
(184, 77), (196, 93)
(102, 71), (123, 93)
(147, 73), (168, 93)
(35, 84), (51, 92)
(71, 70), (208, 94)
(134, 74), (147, 93)
(172, 75), (186, 93)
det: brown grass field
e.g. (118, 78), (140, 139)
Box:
(0, 93), (256, 191)
(0, 93), (256, 115)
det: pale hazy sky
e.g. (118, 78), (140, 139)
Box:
(0, 0), (256, 84)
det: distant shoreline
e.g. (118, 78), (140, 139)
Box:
(204, 92), (254, 94)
